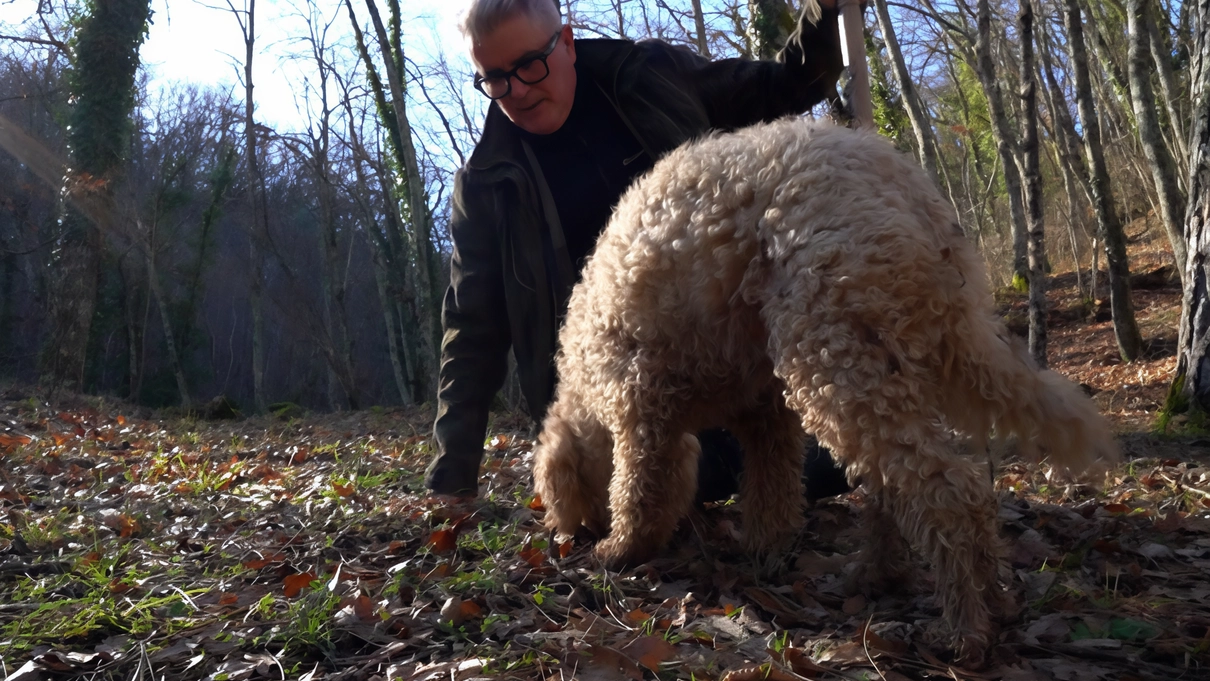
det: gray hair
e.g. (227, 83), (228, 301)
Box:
(460, 0), (562, 43)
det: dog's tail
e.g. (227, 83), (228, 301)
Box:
(948, 323), (1118, 477)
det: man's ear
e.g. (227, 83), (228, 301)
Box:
(562, 24), (576, 65)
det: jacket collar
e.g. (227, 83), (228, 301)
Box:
(466, 38), (638, 172)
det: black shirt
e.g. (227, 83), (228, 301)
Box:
(521, 60), (655, 270)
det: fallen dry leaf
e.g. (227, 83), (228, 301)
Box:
(426, 528), (457, 554)
(0, 433), (33, 451)
(283, 572), (316, 598)
(622, 635), (677, 672)
(243, 553), (286, 570)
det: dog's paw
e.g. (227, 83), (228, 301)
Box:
(844, 557), (916, 597)
(746, 549), (792, 579)
(953, 634), (991, 671)
(918, 620), (992, 671)
(741, 523), (797, 557)
(593, 536), (655, 571)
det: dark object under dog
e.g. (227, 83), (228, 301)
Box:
(694, 428), (849, 505)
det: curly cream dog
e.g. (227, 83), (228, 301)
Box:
(533, 118), (1116, 663)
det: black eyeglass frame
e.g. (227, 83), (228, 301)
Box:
(473, 29), (563, 100)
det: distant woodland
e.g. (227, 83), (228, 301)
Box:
(0, 0), (1206, 415)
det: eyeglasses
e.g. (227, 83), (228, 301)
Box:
(473, 29), (562, 100)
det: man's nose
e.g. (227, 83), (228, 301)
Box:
(507, 78), (531, 100)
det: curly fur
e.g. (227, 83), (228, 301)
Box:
(532, 118), (1118, 665)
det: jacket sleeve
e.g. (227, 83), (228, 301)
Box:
(426, 169), (512, 495)
(664, 6), (844, 130)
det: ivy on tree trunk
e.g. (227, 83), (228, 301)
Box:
(46, 0), (152, 392)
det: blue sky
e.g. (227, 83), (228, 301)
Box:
(0, 0), (472, 131)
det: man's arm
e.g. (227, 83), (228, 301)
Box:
(425, 170), (512, 496)
(661, 4), (844, 131)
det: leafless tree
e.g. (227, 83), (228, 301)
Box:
(1128, 0), (1187, 279)
(1063, 0), (1144, 361)
(1167, 0), (1210, 425)
(873, 0), (939, 182)
(218, 0), (271, 411)
(1019, 0), (1047, 365)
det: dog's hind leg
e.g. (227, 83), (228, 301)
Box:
(815, 417), (1001, 666)
(847, 483), (915, 596)
(768, 309), (1001, 666)
(729, 388), (806, 556)
(876, 430), (1003, 668)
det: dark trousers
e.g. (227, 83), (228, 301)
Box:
(694, 428), (850, 505)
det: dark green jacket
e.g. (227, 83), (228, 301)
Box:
(426, 11), (843, 495)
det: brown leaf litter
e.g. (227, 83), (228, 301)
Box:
(2, 246), (1209, 680)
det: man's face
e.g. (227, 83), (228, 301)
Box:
(470, 15), (576, 135)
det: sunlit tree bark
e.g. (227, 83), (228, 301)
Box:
(689, 0), (711, 57)
(1144, 0), (1189, 171)
(974, 0), (1028, 285)
(1064, 0), (1144, 362)
(1166, 0), (1210, 425)
(872, 0), (939, 183)
(1128, 0), (1188, 280)
(748, 0), (792, 59)
(347, 0), (441, 399)
(1019, 0), (1046, 366)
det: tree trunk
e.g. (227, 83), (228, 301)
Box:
(1034, 27), (1089, 300)
(250, 253), (266, 412)
(872, 0), (939, 183)
(1064, 0), (1144, 361)
(358, 0), (441, 399)
(1037, 21), (1095, 210)
(46, 230), (100, 392)
(940, 42), (992, 235)
(144, 235), (191, 409)
(1167, 0), (1210, 426)
(46, 0), (152, 392)
(1128, 0), (1188, 280)
(1082, 1), (1133, 114)
(1051, 136), (1089, 300)
(310, 64), (358, 411)
(748, 0), (792, 59)
(1145, 2), (1189, 171)
(121, 262), (143, 400)
(974, 0), (1029, 285)
(336, 59), (429, 404)
(234, 0), (269, 412)
(317, 151), (353, 411)
(341, 86), (413, 405)
(1019, 0), (1046, 367)
(689, 0), (711, 58)
(372, 256), (411, 405)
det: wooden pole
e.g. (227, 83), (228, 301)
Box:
(839, 0), (874, 129)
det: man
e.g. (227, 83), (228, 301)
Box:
(426, 0), (849, 500)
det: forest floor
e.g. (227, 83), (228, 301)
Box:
(3, 230), (1210, 681)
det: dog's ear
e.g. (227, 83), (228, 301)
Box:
(534, 409), (615, 539)
(533, 412), (573, 493)
(533, 412), (588, 538)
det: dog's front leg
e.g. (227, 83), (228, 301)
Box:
(731, 394), (806, 557)
(595, 431), (700, 570)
